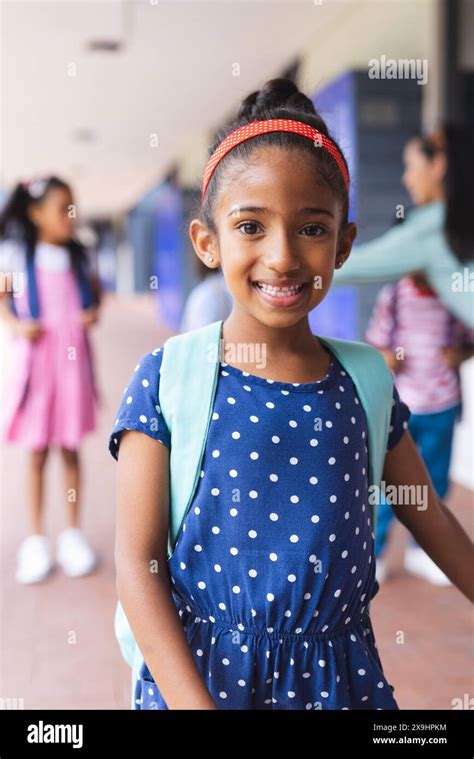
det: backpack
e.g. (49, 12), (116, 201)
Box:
(114, 319), (394, 708)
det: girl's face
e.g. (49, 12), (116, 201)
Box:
(28, 186), (76, 244)
(191, 146), (356, 332)
(401, 139), (445, 205)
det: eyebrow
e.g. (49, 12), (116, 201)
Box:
(227, 205), (335, 219)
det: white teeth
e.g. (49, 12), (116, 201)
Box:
(257, 282), (304, 297)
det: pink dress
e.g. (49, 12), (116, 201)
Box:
(2, 242), (99, 451)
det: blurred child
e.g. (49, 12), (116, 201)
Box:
(179, 256), (232, 332)
(367, 270), (474, 584)
(0, 176), (101, 583)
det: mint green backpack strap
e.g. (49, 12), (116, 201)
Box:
(318, 336), (394, 535)
(159, 319), (223, 552)
(115, 319), (223, 707)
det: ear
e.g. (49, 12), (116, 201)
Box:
(189, 218), (221, 270)
(335, 222), (357, 269)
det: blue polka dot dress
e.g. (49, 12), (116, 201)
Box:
(109, 343), (411, 710)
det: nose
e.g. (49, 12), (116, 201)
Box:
(261, 229), (301, 274)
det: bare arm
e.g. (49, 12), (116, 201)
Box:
(382, 430), (474, 602)
(0, 289), (43, 340)
(115, 429), (218, 709)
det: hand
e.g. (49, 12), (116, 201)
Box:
(79, 306), (99, 328)
(380, 348), (403, 374)
(441, 347), (463, 371)
(15, 319), (44, 341)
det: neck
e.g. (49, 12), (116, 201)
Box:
(222, 305), (320, 356)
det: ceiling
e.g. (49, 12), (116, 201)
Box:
(0, 0), (347, 219)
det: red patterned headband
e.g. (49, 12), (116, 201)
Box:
(201, 118), (349, 203)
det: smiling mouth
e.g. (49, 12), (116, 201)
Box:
(253, 281), (307, 297)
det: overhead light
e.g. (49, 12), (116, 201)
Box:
(72, 128), (97, 143)
(86, 40), (122, 52)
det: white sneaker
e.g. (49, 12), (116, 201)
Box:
(375, 556), (389, 585)
(16, 534), (54, 584)
(404, 546), (451, 586)
(56, 527), (97, 578)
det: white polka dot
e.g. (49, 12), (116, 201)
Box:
(269, 513), (279, 521)
(287, 574), (296, 582)
(249, 490), (258, 499)
(227, 397), (236, 405)
(126, 396), (133, 404)
(194, 544), (202, 552)
(272, 436), (280, 443)
(269, 553), (278, 561)
(290, 457), (298, 465)
(309, 476), (318, 485)
(229, 469), (238, 478)
(248, 530), (257, 539)
(198, 581), (206, 589)
(250, 452), (259, 460)
(139, 415), (147, 423)
(231, 431), (240, 439)
(329, 533), (336, 542)
(211, 488), (220, 496)
(250, 415), (259, 423)
(269, 473), (278, 482)
(214, 564), (222, 572)
(232, 586), (241, 594)
(328, 456), (336, 465)
(289, 535), (299, 543)
(249, 569), (257, 578)
(267, 593), (274, 601)
(212, 449), (220, 458)
(311, 515), (320, 524)
(142, 379), (149, 387)
(290, 495), (299, 504)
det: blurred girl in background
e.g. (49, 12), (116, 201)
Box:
(0, 176), (101, 584)
(365, 132), (474, 584)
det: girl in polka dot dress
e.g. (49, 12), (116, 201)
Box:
(110, 79), (474, 710)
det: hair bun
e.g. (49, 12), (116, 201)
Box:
(238, 78), (316, 120)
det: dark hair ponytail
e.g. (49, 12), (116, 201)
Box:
(201, 78), (350, 234)
(410, 127), (474, 264)
(442, 124), (474, 264)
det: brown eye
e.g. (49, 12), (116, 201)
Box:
(301, 224), (326, 237)
(237, 222), (260, 235)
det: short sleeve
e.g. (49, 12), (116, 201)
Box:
(0, 239), (24, 274)
(108, 346), (171, 460)
(386, 383), (411, 451)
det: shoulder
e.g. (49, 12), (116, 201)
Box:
(0, 239), (25, 272)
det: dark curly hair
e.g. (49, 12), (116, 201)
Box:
(200, 78), (350, 235)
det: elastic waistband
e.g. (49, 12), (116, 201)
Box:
(174, 596), (371, 643)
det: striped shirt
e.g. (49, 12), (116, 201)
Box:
(365, 276), (473, 414)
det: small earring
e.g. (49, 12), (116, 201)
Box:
(208, 256), (214, 263)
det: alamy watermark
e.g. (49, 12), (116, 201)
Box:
(368, 56), (428, 86)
